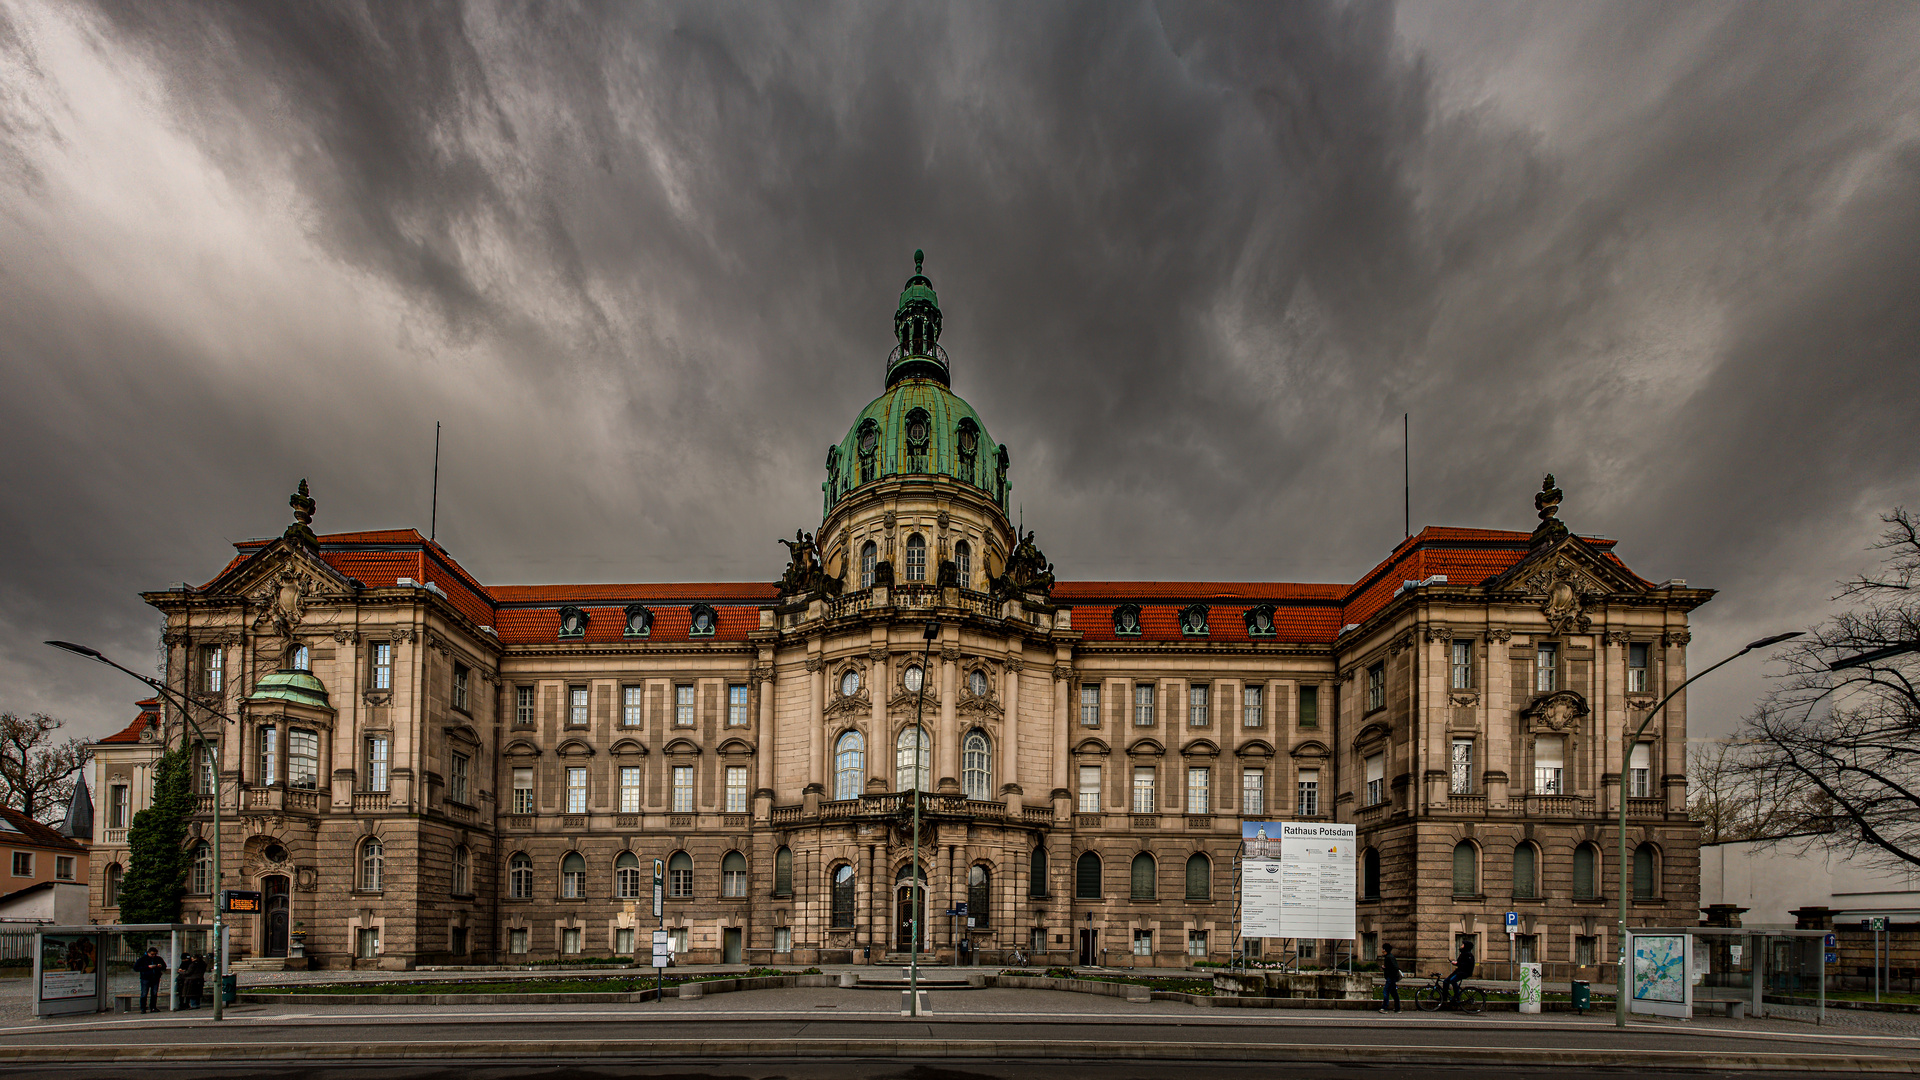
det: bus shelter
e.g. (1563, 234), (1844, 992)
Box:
(32, 924), (220, 1017)
(1625, 927), (1828, 1024)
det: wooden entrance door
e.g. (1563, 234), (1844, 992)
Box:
(262, 876), (290, 957)
(1079, 927), (1097, 966)
(895, 885), (924, 951)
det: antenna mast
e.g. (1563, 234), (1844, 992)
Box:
(430, 421), (441, 542)
(1403, 413), (1410, 539)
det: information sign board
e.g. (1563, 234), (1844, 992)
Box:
(651, 929), (671, 969)
(652, 860), (664, 919)
(222, 889), (262, 914)
(36, 935), (97, 1001)
(1239, 821), (1356, 940)
(1871, 917), (1887, 932)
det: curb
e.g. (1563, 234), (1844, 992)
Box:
(0, 1037), (1911, 1072)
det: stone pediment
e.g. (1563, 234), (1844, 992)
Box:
(1234, 739), (1275, 758)
(609, 739), (648, 756)
(1125, 738), (1164, 757)
(502, 739), (542, 758)
(201, 538), (358, 604)
(1073, 737), (1110, 756)
(1289, 739), (1331, 760)
(1482, 535), (1653, 636)
(1180, 738), (1220, 758)
(555, 739), (595, 757)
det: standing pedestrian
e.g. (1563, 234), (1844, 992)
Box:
(181, 953), (207, 1009)
(1378, 944), (1402, 1013)
(133, 947), (168, 1013)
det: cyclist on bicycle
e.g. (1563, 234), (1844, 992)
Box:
(1440, 938), (1475, 1007)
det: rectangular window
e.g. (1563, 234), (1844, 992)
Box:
(673, 765), (694, 813)
(55, 856), (74, 881)
(622, 685), (644, 727)
(200, 644), (224, 693)
(1451, 639), (1473, 689)
(1132, 766), (1156, 814)
(1535, 643), (1557, 693)
(1628, 642), (1649, 692)
(561, 927), (582, 955)
(615, 928), (635, 955)
(566, 766), (588, 814)
(1298, 939), (1316, 960)
(727, 684), (749, 726)
(1534, 735), (1564, 794)
(675, 684), (695, 727)
(1241, 768), (1264, 816)
(1298, 685), (1318, 728)
(365, 736), (390, 793)
(1629, 742), (1652, 798)
(1134, 684), (1156, 726)
(1366, 663), (1385, 711)
(196, 746), (217, 795)
(726, 766), (749, 813)
(1188, 930), (1208, 957)
(1080, 684), (1101, 727)
(1575, 935), (1596, 966)
(451, 926), (468, 955)
(620, 766), (642, 814)
(449, 752), (470, 805)
(568, 685), (589, 727)
(452, 663), (469, 711)
(1364, 752), (1384, 807)
(774, 927), (792, 954)
(512, 767), (534, 815)
(1133, 929), (1153, 956)
(1186, 766), (1210, 815)
(669, 928), (689, 954)
(1450, 738), (1474, 795)
(357, 927), (380, 958)
(723, 859), (748, 898)
(1188, 684), (1210, 727)
(1242, 684), (1263, 727)
(516, 685), (535, 726)
(1030, 927), (1047, 955)
(1297, 769), (1320, 816)
(288, 729), (318, 789)
(509, 928), (529, 955)
(108, 785), (130, 829)
(371, 642), (392, 692)
(258, 725), (278, 786)
(1516, 934), (1537, 964)
(1077, 765), (1101, 813)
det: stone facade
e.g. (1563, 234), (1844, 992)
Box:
(88, 259), (1708, 975)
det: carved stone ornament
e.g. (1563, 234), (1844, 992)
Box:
(940, 643), (963, 662)
(752, 664), (777, 684)
(868, 646), (889, 662)
(1449, 691), (1480, 708)
(1604, 631), (1631, 647)
(1424, 627), (1453, 643)
(251, 565), (314, 639)
(1664, 630), (1692, 648)
(1522, 689), (1590, 733)
(883, 509), (897, 529)
(139, 723), (159, 743)
(392, 628), (417, 644)
(163, 631), (190, 647)
(1487, 628), (1513, 643)
(1527, 558), (1594, 636)
(1005, 657), (1025, 673)
(803, 656), (826, 673)
(363, 690), (392, 707)
(296, 866), (319, 892)
(333, 630), (359, 645)
(1388, 632), (1415, 657)
(936, 510), (950, 530)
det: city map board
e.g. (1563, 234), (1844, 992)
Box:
(1240, 821), (1357, 940)
(1633, 934), (1688, 1003)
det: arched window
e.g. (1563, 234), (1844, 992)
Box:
(723, 850), (748, 898)
(835, 730), (866, 801)
(1633, 843), (1658, 900)
(105, 862), (123, 907)
(668, 851), (693, 898)
(774, 846), (794, 896)
(954, 540), (971, 587)
(1362, 848), (1381, 899)
(1186, 852), (1212, 901)
(1029, 845), (1048, 897)
(452, 844), (471, 896)
(896, 726), (930, 791)
(1075, 851), (1102, 899)
(831, 864), (855, 928)
(962, 729), (991, 800)
(857, 421), (878, 484)
(1513, 842), (1537, 900)
(561, 851), (586, 898)
(189, 841), (212, 895)
(1573, 843), (1599, 899)
(1130, 852), (1157, 900)
(860, 541), (877, 590)
(616, 851), (641, 899)
(905, 533), (927, 582)
(360, 838), (385, 893)
(968, 865), (992, 928)
(509, 852), (533, 899)
(1451, 841), (1477, 898)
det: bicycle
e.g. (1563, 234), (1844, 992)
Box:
(1414, 971), (1487, 1013)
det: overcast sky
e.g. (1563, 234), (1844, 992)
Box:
(2, 1), (1917, 744)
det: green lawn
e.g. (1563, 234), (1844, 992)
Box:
(249, 968), (805, 996)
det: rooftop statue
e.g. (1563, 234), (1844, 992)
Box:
(991, 529), (1055, 599)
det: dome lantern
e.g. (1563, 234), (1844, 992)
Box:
(887, 249), (949, 388)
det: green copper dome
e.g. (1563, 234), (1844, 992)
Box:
(249, 668), (331, 709)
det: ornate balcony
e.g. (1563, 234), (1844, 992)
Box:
(1523, 794), (1595, 817)
(771, 792), (1042, 828)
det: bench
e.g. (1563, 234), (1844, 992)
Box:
(1693, 998), (1748, 1019)
(114, 991), (172, 1013)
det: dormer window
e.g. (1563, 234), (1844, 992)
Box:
(623, 604), (653, 638)
(857, 421), (879, 484)
(905, 409), (931, 471)
(1180, 604), (1209, 636)
(688, 604), (717, 638)
(1114, 604), (1142, 636)
(956, 419), (980, 484)
(1244, 605), (1276, 638)
(558, 606), (588, 640)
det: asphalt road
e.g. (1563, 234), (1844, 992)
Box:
(0, 1064), (1906, 1080)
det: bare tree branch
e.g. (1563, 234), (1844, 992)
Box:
(0, 712), (94, 824)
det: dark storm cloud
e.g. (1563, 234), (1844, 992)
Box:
(1, 0), (1916, 738)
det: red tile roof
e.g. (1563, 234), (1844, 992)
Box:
(99, 699), (161, 745)
(0, 807), (87, 852)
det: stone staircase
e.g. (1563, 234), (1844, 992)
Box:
(226, 957), (301, 973)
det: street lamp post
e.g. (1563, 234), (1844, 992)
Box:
(1613, 631), (1801, 1029)
(908, 619), (939, 1017)
(48, 640), (237, 1021)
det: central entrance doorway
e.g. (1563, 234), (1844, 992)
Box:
(1079, 927), (1097, 966)
(894, 862), (926, 951)
(262, 875), (290, 957)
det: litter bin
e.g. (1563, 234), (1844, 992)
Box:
(221, 974), (238, 1005)
(1570, 979), (1590, 1014)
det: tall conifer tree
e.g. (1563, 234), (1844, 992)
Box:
(117, 748), (194, 923)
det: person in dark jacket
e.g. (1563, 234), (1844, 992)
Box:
(133, 947), (168, 1013)
(180, 953), (207, 1009)
(1377, 944), (1402, 1013)
(1441, 937), (1475, 1007)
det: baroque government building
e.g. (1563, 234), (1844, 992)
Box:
(90, 254), (1708, 974)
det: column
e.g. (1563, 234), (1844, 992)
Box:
(755, 663), (775, 808)
(1002, 655), (1022, 809)
(806, 654), (826, 794)
(1052, 660), (1071, 805)
(938, 643), (959, 791)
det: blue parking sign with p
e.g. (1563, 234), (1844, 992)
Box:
(1506, 911), (1518, 930)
